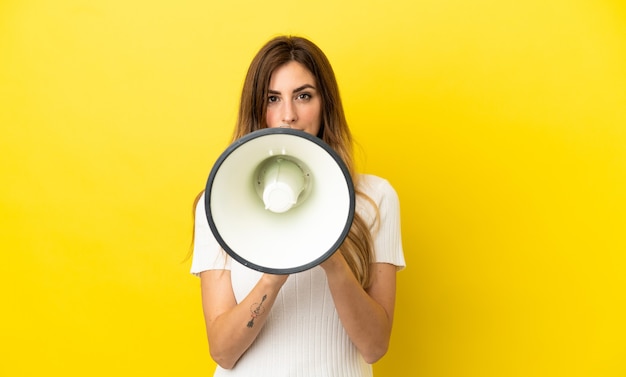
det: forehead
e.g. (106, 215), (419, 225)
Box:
(269, 61), (316, 87)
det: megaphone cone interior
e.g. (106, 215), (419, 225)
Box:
(205, 128), (355, 274)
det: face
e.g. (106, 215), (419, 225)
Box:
(266, 61), (322, 136)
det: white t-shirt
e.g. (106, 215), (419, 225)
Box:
(191, 174), (405, 377)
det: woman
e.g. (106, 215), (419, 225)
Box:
(191, 35), (405, 376)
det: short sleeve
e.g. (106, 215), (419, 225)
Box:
(357, 175), (406, 270)
(190, 192), (231, 276)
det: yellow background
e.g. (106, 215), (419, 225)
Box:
(1, 0), (625, 376)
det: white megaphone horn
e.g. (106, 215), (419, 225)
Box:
(204, 127), (356, 274)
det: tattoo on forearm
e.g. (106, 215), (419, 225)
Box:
(247, 294), (267, 328)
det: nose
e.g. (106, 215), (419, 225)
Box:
(281, 101), (297, 125)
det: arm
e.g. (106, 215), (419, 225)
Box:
(321, 254), (397, 364)
(199, 270), (288, 369)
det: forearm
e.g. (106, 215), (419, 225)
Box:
(201, 273), (287, 369)
(322, 256), (395, 363)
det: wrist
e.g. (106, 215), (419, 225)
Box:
(320, 252), (348, 275)
(260, 273), (289, 289)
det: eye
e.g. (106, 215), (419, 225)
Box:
(296, 93), (312, 101)
(268, 95), (279, 103)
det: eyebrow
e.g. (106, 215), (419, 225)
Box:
(268, 84), (317, 95)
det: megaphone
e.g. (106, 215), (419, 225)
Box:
(204, 127), (355, 274)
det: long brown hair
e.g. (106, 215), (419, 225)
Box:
(194, 36), (377, 288)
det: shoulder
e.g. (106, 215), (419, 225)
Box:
(356, 174), (405, 268)
(356, 174), (399, 204)
(354, 173), (401, 225)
